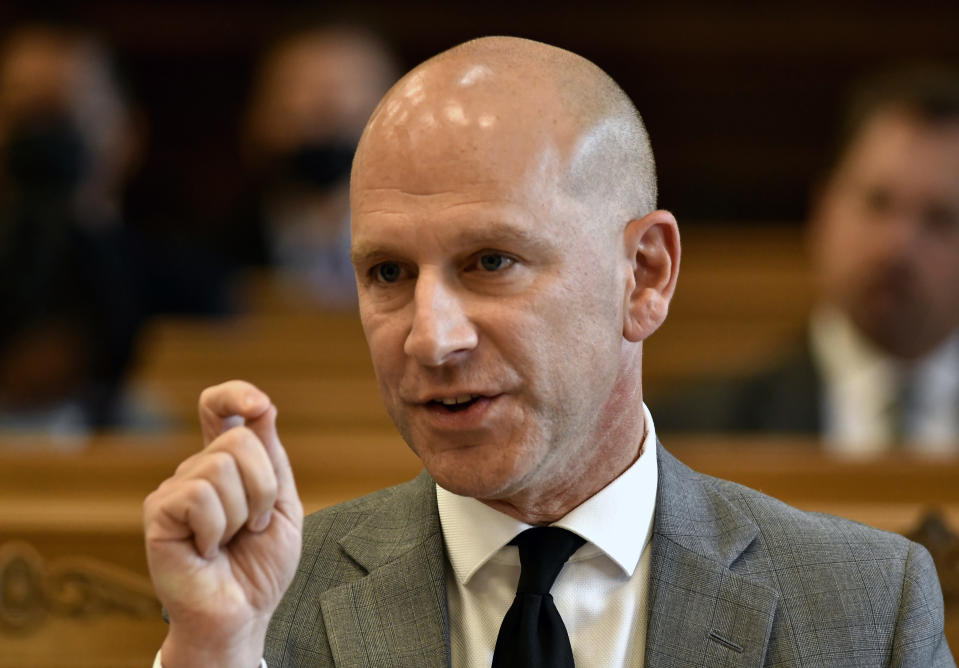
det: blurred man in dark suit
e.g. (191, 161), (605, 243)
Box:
(654, 66), (959, 453)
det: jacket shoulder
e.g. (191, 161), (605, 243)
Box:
(698, 472), (951, 664)
(706, 473), (912, 556)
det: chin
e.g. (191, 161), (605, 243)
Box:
(420, 445), (530, 501)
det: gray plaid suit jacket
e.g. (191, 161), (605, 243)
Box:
(265, 443), (954, 666)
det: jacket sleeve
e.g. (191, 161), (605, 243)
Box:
(891, 541), (955, 667)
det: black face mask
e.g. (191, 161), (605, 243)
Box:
(4, 114), (91, 194)
(273, 141), (356, 191)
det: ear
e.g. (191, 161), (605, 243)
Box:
(622, 210), (680, 342)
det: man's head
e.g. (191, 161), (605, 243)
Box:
(350, 37), (679, 522)
(243, 26), (398, 190)
(0, 24), (138, 211)
(809, 67), (959, 359)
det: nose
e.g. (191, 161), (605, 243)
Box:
(404, 271), (478, 366)
(872, 210), (924, 265)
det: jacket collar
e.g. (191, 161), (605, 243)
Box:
(320, 471), (451, 667)
(644, 442), (779, 667)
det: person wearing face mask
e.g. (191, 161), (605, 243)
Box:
(0, 24), (145, 431)
(227, 25), (399, 310)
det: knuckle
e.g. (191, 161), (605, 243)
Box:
(198, 385), (216, 409)
(142, 490), (160, 518)
(203, 451), (239, 482)
(262, 475), (279, 498)
(184, 477), (216, 505)
(250, 476), (278, 510)
(174, 453), (199, 476)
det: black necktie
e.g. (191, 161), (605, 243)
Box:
(492, 526), (586, 668)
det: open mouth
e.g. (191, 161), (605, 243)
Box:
(430, 394), (483, 413)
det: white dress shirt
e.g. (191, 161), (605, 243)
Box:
(810, 307), (959, 453)
(438, 404), (659, 667)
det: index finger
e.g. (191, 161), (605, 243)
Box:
(198, 380), (272, 446)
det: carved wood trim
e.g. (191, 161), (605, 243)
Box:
(907, 511), (959, 603)
(0, 540), (161, 635)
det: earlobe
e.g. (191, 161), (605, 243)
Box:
(622, 210), (680, 342)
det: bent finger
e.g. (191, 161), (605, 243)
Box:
(186, 450), (251, 544)
(147, 478), (227, 560)
(206, 427), (278, 532)
(198, 380), (271, 446)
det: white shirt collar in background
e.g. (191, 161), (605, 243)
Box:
(810, 306), (959, 453)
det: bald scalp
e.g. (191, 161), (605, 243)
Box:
(354, 36), (657, 226)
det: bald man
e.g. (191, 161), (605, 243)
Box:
(144, 38), (953, 667)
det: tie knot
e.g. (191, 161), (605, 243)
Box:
(512, 527), (586, 595)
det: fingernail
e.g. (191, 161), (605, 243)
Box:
(253, 510), (272, 532)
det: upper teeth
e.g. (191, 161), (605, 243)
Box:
(441, 395), (476, 405)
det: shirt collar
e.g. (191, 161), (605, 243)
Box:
(811, 306), (959, 402)
(810, 306), (899, 399)
(437, 404), (659, 585)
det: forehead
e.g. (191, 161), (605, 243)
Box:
(840, 111), (959, 197)
(349, 57), (595, 255)
(350, 165), (571, 261)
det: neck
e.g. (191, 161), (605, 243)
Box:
(483, 427), (646, 525)
(483, 369), (648, 525)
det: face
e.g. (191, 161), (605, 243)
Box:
(0, 32), (132, 194)
(350, 73), (636, 508)
(811, 109), (959, 358)
(250, 34), (390, 156)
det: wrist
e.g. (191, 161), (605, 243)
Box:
(160, 618), (268, 668)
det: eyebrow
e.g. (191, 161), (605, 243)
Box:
(351, 220), (553, 267)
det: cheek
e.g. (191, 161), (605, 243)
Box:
(816, 216), (870, 287)
(921, 245), (959, 299)
(521, 284), (621, 396)
(361, 314), (408, 383)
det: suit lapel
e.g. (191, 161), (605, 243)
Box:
(320, 471), (450, 667)
(644, 445), (779, 668)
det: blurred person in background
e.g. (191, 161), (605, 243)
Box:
(653, 66), (959, 453)
(227, 25), (399, 310)
(0, 23), (146, 432)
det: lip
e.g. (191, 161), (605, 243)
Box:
(413, 389), (500, 404)
(417, 394), (502, 431)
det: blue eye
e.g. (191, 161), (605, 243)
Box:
(478, 253), (508, 271)
(375, 262), (402, 282)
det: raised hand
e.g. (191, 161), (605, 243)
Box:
(143, 381), (304, 668)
